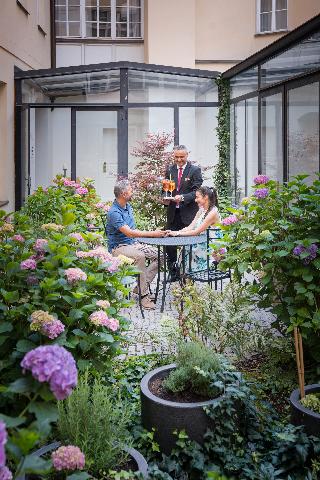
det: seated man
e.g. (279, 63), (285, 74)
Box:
(106, 179), (165, 310)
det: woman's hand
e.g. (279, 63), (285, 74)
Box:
(166, 230), (179, 237)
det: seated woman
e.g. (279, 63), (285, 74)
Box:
(167, 186), (221, 271)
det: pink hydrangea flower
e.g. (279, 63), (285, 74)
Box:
(107, 258), (121, 273)
(34, 239), (48, 252)
(75, 187), (88, 195)
(0, 466), (12, 480)
(12, 234), (25, 243)
(30, 311), (65, 339)
(95, 202), (110, 212)
(89, 311), (119, 331)
(76, 247), (113, 263)
(0, 422), (7, 467)
(253, 175), (270, 185)
(52, 446), (85, 472)
(69, 233), (84, 243)
(221, 215), (239, 226)
(20, 258), (37, 270)
(96, 300), (110, 309)
(27, 275), (39, 286)
(65, 268), (87, 284)
(21, 345), (78, 400)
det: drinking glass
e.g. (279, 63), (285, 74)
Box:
(162, 178), (170, 197)
(168, 180), (175, 197)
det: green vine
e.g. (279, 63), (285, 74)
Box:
(213, 77), (231, 209)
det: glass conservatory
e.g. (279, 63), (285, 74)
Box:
(15, 62), (219, 207)
(223, 13), (320, 198)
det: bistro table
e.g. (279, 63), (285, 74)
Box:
(138, 234), (207, 312)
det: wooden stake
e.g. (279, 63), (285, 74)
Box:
(298, 329), (305, 398)
(294, 327), (304, 399)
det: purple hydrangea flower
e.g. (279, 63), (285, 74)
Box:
(20, 258), (37, 270)
(0, 466), (12, 480)
(52, 446), (85, 471)
(34, 239), (48, 252)
(26, 274), (39, 286)
(0, 422), (7, 468)
(254, 175), (270, 185)
(41, 320), (65, 339)
(254, 188), (269, 199)
(21, 345), (78, 400)
(293, 243), (318, 264)
(221, 215), (238, 226)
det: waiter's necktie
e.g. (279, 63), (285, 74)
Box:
(177, 167), (183, 192)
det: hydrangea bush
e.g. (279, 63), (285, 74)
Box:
(219, 174), (320, 359)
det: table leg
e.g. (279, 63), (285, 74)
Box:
(154, 245), (161, 303)
(161, 245), (167, 313)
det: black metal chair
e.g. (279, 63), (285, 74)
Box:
(100, 214), (145, 318)
(184, 227), (231, 289)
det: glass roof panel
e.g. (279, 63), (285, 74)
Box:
(230, 66), (258, 99)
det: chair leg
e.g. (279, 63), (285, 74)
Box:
(137, 274), (144, 319)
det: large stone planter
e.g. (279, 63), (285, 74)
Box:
(17, 441), (148, 479)
(290, 384), (320, 437)
(140, 363), (224, 454)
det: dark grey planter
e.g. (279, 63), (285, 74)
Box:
(140, 363), (224, 454)
(290, 384), (320, 437)
(17, 441), (148, 479)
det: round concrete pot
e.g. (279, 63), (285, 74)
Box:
(16, 441), (148, 479)
(140, 363), (223, 454)
(290, 384), (320, 437)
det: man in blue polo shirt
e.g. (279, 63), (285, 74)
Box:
(107, 179), (165, 310)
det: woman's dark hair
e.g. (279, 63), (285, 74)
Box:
(197, 186), (219, 215)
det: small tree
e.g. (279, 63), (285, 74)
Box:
(130, 132), (174, 228)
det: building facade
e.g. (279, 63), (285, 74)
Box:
(0, 0), (52, 211)
(55, 0), (320, 71)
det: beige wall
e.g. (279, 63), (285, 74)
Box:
(145, 0), (319, 72)
(0, 0), (51, 211)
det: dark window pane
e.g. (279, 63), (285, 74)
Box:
(68, 6), (80, 20)
(261, 0), (272, 13)
(56, 21), (67, 36)
(276, 10), (287, 29)
(129, 0), (141, 5)
(69, 22), (80, 36)
(86, 7), (97, 21)
(99, 7), (111, 22)
(98, 22), (111, 37)
(129, 7), (141, 23)
(55, 5), (66, 21)
(260, 12), (272, 31)
(85, 0), (98, 6)
(116, 0), (128, 6)
(129, 22), (141, 37)
(100, 0), (111, 6)
(116, 7), (127, 21)
(69, 0), (80, 5)
(276, 0), (287, 9)
(56, 0), (66, 5)
(86, 22), (98, 36)
(116, 23), (127, 37)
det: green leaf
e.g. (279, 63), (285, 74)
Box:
(16, 339), (36, 353)
(275, 250), (289, 257)
(302, 273), (313, 282)
(72, 329), (87, 338)
(8, 377), (35, 394)
(29, 402), (58, 425)
(19, 454), (51, 475)
(0, 322), (13, 333)
(67, 473), (91, 480)
(0, 414), (26, 428)
(62, 211), (76, 226)
(11, 429), (40, 455)
(69, 309), (84, 320)
(1, 289), (19, 303)
(77, 359), (91, 371)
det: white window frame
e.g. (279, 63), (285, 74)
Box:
(56, 0), (144, 40)
(256, 0), (288, 34)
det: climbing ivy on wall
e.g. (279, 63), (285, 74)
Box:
(213, 77), (232, 206)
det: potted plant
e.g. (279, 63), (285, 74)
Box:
(140, 342), (230, 453)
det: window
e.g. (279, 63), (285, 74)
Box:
(257, 0), (287, 34)
(55, 0), (143, 39)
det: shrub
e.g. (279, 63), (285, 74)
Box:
(301, 393), (320, 414)
(219, 175), (320, 360)
(163, 342), (222, 397)
(57, 372), (131, 476)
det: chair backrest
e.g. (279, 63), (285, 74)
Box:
(206, 227), (224, 278)
(100, 214), (108, 237)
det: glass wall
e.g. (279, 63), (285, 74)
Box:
(234, 101), (246, 199)
(261, 92), (283, 182)
(246, 97), (258, 192)
(179, 107), (218, 182)
(288, 82), (319, 181)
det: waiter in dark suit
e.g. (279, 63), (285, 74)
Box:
(163, 145), (203, 279)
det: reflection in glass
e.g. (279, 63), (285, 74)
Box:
(116, 6), (127, 21)
(261, 93), (283, 182)
(235, 102), (246, 199)
(77, 111), (118, 202)
(261, 32), (320, 86)
(246, 98), (258, 192)
(99, 23), (111, 37)
(179, 107), (218, 184)
(128, 108), (174, 173)
(129, 23), (141, 37)
(86, 22), (97, 36)
(230, 67), (258, 99)
(229, 105), (236, 198)
(288, 82), (319, 182)
(116, 23), (127, 37)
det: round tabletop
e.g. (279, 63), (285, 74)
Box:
(138, 234), (207, 247)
